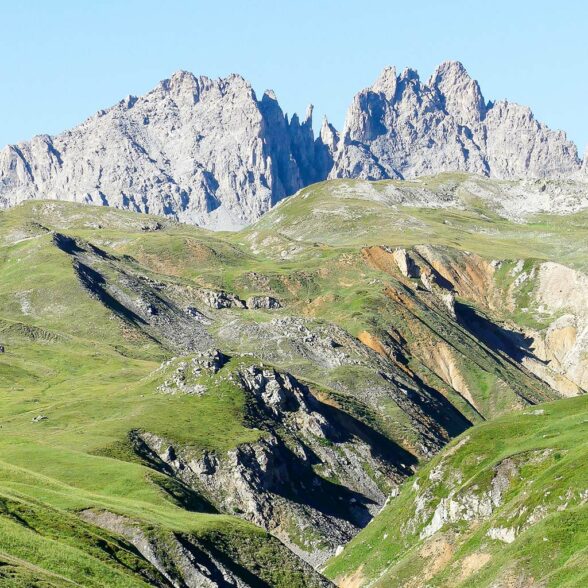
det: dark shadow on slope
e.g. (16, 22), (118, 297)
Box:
(92, 537), (173, 587)
(179, 535), (274, 588)
(74, 260), (149, 328)
(426, 268), (454, 291)
(454, 301), (537, 363)
(2, 499), (172, 586)
(252, 438), (377, 527)
(378, 369), (473, 441)
(55, 230), (212, 352)
(151, 475), (218, 514)
(53, 231), (122, 262)
(52, 232), (85, 254)
(314, 401), (418, 475)
(243, 377), (418, 476)
(0, 501), (36, 532)
(384, 280), (551, 406)
(53, 231), (149, 328)
(240, 376), (418, 526)
(128, 431), (218, 514)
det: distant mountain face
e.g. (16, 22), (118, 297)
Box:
(330, 61), (584, 181)
(0, 62), (586, 229)
(0, 72), (329, 229)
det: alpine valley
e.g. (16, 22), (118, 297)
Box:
(0, 63), (587, 588)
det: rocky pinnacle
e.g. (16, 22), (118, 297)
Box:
(0, 62), (586, 229)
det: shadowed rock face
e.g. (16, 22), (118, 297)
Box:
(0, 62), (586, 231)
(131, 363), (418, 567)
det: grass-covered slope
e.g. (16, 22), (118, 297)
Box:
(0, 173), (587, 585)
(246, 174), (588, 272)
(0, 205), (332, 585)
(325, 394), (588, 588)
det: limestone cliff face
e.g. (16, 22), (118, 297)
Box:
(0, 62), (585, 230)
(134, 362), (410, 567)
(330, 61), (584, 181)
(0, 72), (325, 230)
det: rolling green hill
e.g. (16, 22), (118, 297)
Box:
(324, 394), (588, 587)
(0, 174), (587, 586)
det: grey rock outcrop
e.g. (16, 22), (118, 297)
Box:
(80, 508), (332, 587)
(1, 62), (586, 231)
(418, 457), (519, 540)
(330, 61), (585, 181)
(314, 117), (340, 181)
(197, 288), (246, 309)
(80, 509), (251, 588)
(156, 349), (228, 395)
(245, 295), (281, 309)
(0, 72), (325, 230)
(133, 364), (408, 566)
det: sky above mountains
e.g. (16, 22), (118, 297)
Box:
(2, 0), (587, 152)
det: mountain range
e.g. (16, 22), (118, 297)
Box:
(1, 61), (586, 229)
(1, 60), (588, 587)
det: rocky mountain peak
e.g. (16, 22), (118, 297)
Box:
(430, 60), (469, 82)
(0, 62), (585, 230)
(0, 70), (321, 229)
(289, 105), (313, 129)
(119, 94), (138, 110)
(157, 70), (255, 105)
(320, 116), (338, 150)
(399, 67), (420, 82)
(429, 60), (487, 123)
(219, 72), (254, 96)
(167, 69), (197, 87)
(263, 88), (278, 101)
(330, 61), (583, 181)
(313, 116), (339, 180)
(372, 66), (398, 98)
(159, 69), (199, 96)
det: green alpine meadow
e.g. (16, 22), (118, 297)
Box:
(1, 8), (588, 582)
(1, 172), (587, 586)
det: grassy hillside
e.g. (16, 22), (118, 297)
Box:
(325, 394), (588, 587)
(245, 175), (588, 271)
(0, 174), (586, 585)
(0, 205), (331, 585)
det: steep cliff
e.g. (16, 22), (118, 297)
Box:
(330, 61), (584, 181)
(0, 72), (324, 230)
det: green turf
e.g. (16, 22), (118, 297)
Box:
(324, 394), (588, 587)
(0, 174), (587, 585)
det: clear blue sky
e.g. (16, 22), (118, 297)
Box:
(2, 0), (587, 154)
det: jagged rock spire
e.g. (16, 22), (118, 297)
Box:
(429, 61), (486, 123)
(320, 116), (339, 152)
(331, 61), (583, 181)
(372, 66), (398, 98)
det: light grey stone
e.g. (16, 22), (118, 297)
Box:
(0, 72), (324, 230)
(330, 61), (585, 182)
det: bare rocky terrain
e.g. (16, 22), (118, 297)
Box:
(1, 62), (586, 230)
(330, 62), (586, 182)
